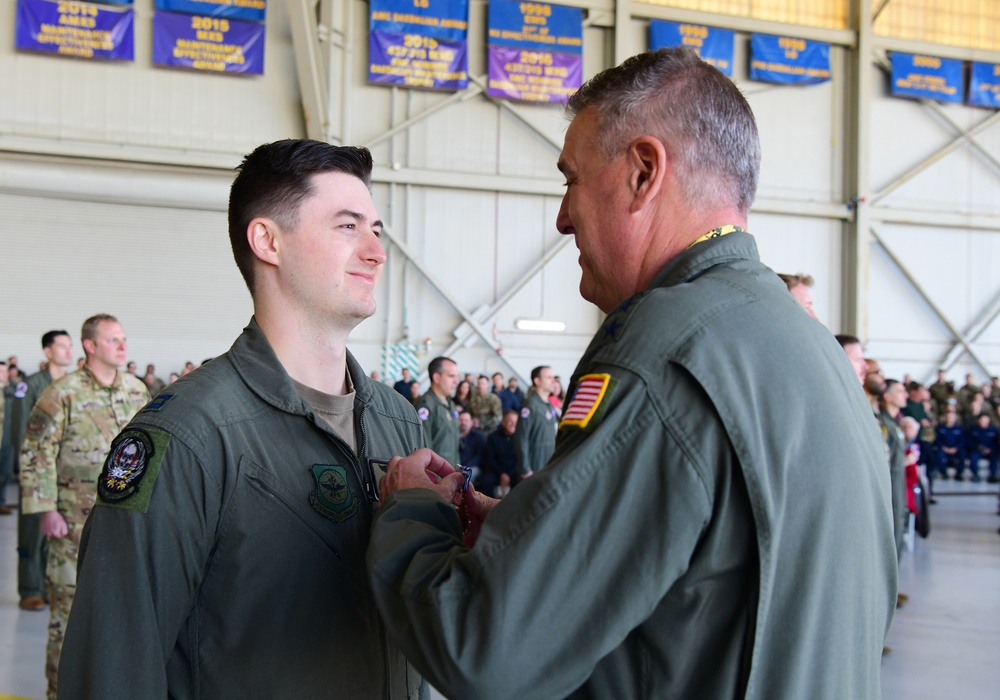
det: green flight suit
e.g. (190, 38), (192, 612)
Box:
(58, 319), (427, 700)
(514, 388), (557, 475)
(368, 231), (896, 700)
(415, 389), (460, 466)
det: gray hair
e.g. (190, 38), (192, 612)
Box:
(566, 47), (761, 216)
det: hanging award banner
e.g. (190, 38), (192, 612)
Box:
(890, 53), (963, 103)
(154, 0), (266, 22)
(15, 0), (134, 61)
(968, 62), (999, 108)
(486, 0), (582, 103)
(648, 20), (733, 77)
(369, 0), (469, 91)
(152, 10), (265, 75)
(750, 34), (830, 85)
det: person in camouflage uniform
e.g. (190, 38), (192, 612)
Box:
(19, 314), (148, 700)
(8, 330), (75, 611)
(468, 374), (502, 434)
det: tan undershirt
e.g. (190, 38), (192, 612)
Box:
(292, 375), (357, 454)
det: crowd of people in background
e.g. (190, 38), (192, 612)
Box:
(381, 363), (564, 499)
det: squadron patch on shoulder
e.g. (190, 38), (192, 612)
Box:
(309, 465), (359, 523)
(559, 374), (616, 431)
(14, 381), (27, 399)
(25, 412), (51, 440)
(521, 407), (531, 419)
(97, 428), (171, 513)
(417, 407), (430, 421)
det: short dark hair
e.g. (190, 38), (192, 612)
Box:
(427, 356), (454, 382)
(41, 330), (70, 349)
(228, 139), (374, 296)
(835, 334), (860, 349)
(530, 365), (549, 384)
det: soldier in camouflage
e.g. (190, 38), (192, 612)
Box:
(19, 314), (148, 700)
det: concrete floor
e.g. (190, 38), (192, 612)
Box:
(1, 482), (997, 699)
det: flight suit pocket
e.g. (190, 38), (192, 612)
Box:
(234, 454), (343, 561)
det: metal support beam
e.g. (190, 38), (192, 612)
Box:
(379, 226), (527, 383)
(287, 0), (329, 141)
(938, 286), (1000, 374)
(870, 226), (993, 376)
(869, 109), (1000, 206)
(870, 207), (1000, 232)
(842, 0), (875, 337)
(440, 237), (574, 360)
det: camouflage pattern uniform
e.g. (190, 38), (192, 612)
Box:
(468, 388), (503, 434)
(19, 366), (148, 700)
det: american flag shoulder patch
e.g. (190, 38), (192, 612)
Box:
(559, 374), (613, 430)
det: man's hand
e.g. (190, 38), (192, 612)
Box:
(40, 510), (68, 539)
(380, 448), (466, 504)
(461, 483), (500, 547)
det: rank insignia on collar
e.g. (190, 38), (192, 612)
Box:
(142, 394), (174, 412)
(309, 465), (359, 523)
(559, 374), (615, 431)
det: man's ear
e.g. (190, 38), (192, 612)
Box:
(627, 136), (668, 213)
(247, 218), (280, 267)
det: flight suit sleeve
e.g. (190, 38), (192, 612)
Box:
(58, 428), (220, 699)
(368, 363), (717, 700)
(19, 386), (66, 514)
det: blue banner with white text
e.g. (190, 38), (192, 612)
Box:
(154, 0), (266, 22)
(750, 34), (830, 85)
(487, 0), (582, 103)
(890, 53), (963, 103)
(15, 0), (134, 61)
(152, 10), (264, 74)
(648, 20), (733, 77)
(968, 61), (1000, 108)
(369, 0), (469, 90)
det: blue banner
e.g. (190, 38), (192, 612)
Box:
(969, 62), (1000, 108)
(154, 0), (265, 23)
(370, 0), (469, 43)
(152, 11), (264, 74)
(369, 0), (469, 90)
(486, 0), (582, 103)
(890, 53), (963, 103)
(648, 20), (734, 77)
(369, 31), (468, 90)
(750, 34), (830, 85)
(15, 0), (134, 61)
(488, 0), (582, 55)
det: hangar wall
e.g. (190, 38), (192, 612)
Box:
(2, 0), (1000, 387)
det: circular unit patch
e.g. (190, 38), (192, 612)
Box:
(98, 429), (155, 503)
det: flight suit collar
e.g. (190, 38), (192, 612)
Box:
(648, 230), (759, 292)
(228, 317), (373, 417)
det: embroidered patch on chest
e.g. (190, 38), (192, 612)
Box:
(309, 465), (359, 523)
(559, 374), (615, 431)
(97, 428), (171, 513)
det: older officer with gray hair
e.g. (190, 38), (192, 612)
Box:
(367, 48), (896, 700)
